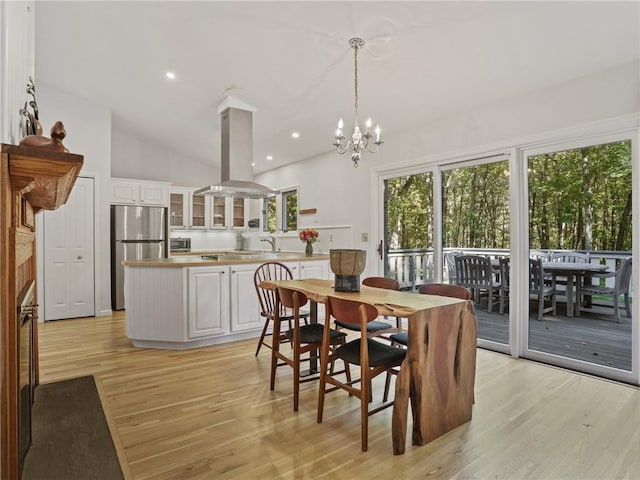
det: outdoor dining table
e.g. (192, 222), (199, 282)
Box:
(541, 261), (609, 317)
(264, 278), (478, 455)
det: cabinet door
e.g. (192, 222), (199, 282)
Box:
(169, 191), (187, 229)
(187, 267), (229, 338)
(190, 193), (208, 229)
(230, 197), (248, 228)
(111, 180), (139, 204)
(300, 260), (329, 280)
(140, 182), (169, 206)
(229, 263), (262, 332)
(210, 196), (227, 228)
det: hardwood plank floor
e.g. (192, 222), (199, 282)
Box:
(38, 313), (640, 479)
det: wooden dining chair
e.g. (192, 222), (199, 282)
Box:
(253, 262), (310, 356)
(271, 287), (347, 412)
(383, 283), (472, 401)
(333, 276), (402, 341)
(317, 296), (406, 452)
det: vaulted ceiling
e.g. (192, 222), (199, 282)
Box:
(35, 1), (639, 174)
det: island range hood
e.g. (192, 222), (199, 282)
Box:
(194, 97), (278, 199)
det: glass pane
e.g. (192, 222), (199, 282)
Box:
(527, 139), (632, 371)
(211, 196), (226, 227)
(442, 160), (510, 345)
(169, 193), (184, 227)
(283, 190), (298, 232)
(263, 197), (276, 232)
(384, 173), (433, 289)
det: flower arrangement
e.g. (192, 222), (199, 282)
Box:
(299, 228), (319, 244)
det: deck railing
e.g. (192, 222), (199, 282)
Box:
(386, 248), (632, 301)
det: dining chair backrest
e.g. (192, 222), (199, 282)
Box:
(276, 286), (308, 311)
(529, 250), (549, 261)
(499, 257), (511, 289)
(254, 262), (295, 317)
(528, 258), (546, 293)
(454, 255), (493, 288)
(326, 296), (379, 329)
(445, 250), (463, 283)
(362, 276), (400, 291)
(549, 251), (589, 263)
(616, 257), (633, 292)
(418, 283), (471, 300)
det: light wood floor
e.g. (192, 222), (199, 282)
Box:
(38, 312), (640, 479)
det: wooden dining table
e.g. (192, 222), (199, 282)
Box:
(265, 278), (478, 455)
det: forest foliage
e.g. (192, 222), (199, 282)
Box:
(385, 140), (632, 252)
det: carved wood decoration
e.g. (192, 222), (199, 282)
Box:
(0, 144), (83, 479)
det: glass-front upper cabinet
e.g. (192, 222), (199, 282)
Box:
(210, 197), (248, 229)
(232, 198), (245, 228)
(169, 191), (187, 229)
(211, 196), (227, 228)
(191, 194), (207, 229)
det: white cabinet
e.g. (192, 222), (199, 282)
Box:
(229, 263), (262, 332)
(300, 260), (330, 279)
(111, 178), (169, 206)
(210, 196), (250, 229)
(169, 187), (209, 230)
(187, 266), (229, 338)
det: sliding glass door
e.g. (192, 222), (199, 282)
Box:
(441, 157), (510, 349)
(524, 137), (634, 375)
(382, 173), (434, 289)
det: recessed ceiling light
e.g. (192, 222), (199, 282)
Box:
(251, 162), (255, 167)
(266, 155), (273, 161)
(291, 132), (300, 139)
(165, 71), (176, 80)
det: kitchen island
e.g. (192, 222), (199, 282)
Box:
(123, 252), (330, 349)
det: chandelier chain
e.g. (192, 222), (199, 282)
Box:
(353, 44), (359, 120)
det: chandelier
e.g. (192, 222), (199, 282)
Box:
(333, 38), (383, 167)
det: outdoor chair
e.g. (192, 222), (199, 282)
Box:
(317, 296), (406, 452)
(548, 251), (589, 299)
(445, 250), (464, 284)
(529, 258), (556, 320)
(498, 258), (555, 319)
(254, 262), (309, 356)
(454, 254), (501, 313)
(271, 287), (347, 411)
(577, 257), (632, 323)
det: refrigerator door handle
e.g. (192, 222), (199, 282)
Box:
(119, 239), (163, 244)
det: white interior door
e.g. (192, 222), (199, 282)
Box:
(43, 176), (95, 320)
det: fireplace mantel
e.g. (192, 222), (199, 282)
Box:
(0, 143), (83, 479)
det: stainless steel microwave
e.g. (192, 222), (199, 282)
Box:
(170, 237), (191, 252)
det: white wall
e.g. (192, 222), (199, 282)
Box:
(0, 1), (35, 143)
(255, 61), (640, 278)
(111, 131), (219, 187)
(35, 82), (113, 316)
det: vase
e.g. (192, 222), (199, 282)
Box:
(305, 242), (313, 257)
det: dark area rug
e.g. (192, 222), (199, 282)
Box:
(22, 375), (124, 480)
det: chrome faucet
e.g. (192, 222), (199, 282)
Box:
(260, 236), (276, 252)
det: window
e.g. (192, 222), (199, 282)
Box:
(282, 189), (298, 232)
(262, 197), (276, 232)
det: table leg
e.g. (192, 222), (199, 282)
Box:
(566, 274), (574, 317)
(392, 358), (410, 455)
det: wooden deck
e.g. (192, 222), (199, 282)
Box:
(476, 300), (632, 371)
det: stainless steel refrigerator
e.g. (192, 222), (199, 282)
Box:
(111, 205), (167, 310)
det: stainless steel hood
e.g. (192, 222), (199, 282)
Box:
(194, 98), (278, 199)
